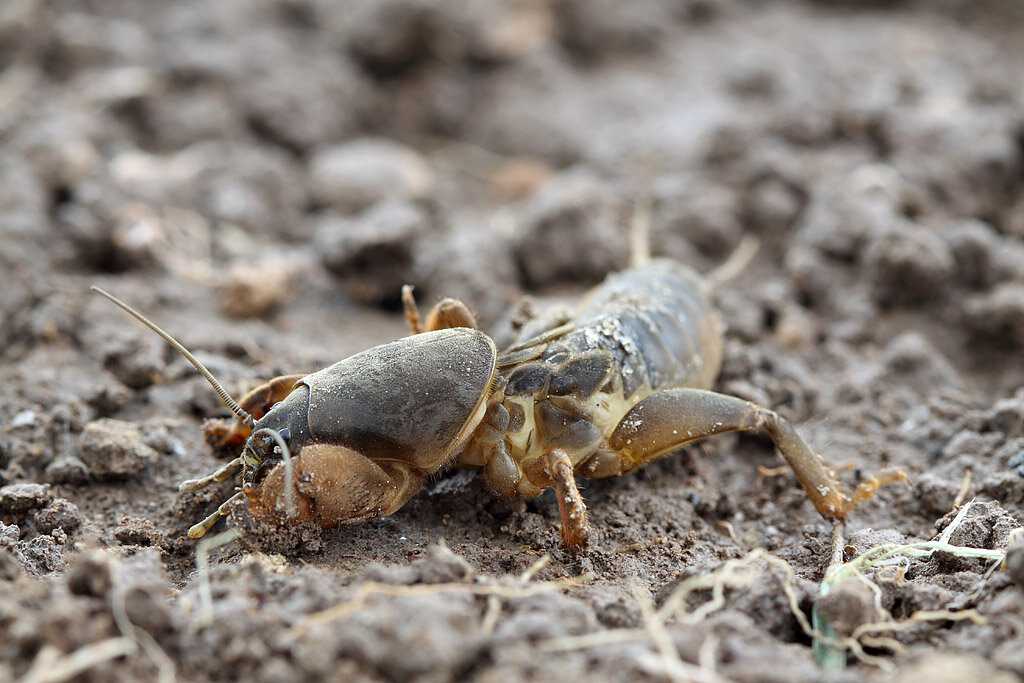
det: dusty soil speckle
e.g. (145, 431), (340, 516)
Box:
(3, 0), (1024, 681)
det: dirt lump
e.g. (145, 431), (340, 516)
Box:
(77, 418), (159, 480)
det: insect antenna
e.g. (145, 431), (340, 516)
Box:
(704, 236), (760, 291)
(91, 286), (255, 428)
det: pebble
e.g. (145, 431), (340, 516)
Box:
(78, 418), (158, 480)
(0, 483), (52, 514)
(33, 498), (83, 535)
(309, 138), (434, 213)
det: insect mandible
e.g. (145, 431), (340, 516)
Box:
(91, 230), (902, 549)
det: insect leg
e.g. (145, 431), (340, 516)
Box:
(203, 374), (305, 449)
(402, 285), (477, 332)
(543, 448), (589, 550)
(425, 298), (477, 331)
(607, 388), (892, 521)
(187, 490), (245, 539)
(179, 456), (243, 493)
(401, 285), (424, 334)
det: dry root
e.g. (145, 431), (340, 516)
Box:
(290, 554), (575, 639)
(542, 505), (1012, 676)
(814, 500), (1011, 671)
(20, 639), (137, 683)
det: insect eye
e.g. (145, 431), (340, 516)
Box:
(279, 428), (291, 441)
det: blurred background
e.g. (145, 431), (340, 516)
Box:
(3, 0), (1023, 348)
(3, 2), (1024, 681)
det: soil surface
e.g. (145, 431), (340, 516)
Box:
(3, 1), (1024, 682)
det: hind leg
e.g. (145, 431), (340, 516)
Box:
(402, 285), (477, 333)
(203, 374), (305, 449)
(603, 388), (903, 520)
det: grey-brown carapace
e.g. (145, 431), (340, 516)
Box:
(92, 248), (903, 549)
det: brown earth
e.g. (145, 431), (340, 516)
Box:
(3, 1), (1024, 681)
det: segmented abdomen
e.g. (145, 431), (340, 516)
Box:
(541, 260), (723, 398)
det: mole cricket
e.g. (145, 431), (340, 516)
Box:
(92, 230), (902, 550)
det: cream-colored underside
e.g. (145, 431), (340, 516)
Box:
(501, 374), (655, 495)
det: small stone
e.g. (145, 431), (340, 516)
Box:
(236, 57), (372, 154)
(988, 398), (1024, 439)
(658, 182), (742, 259)
(813, 579), (877, 638)
(555, 0), (669, 61)
(997, 438), (1024, 477)
(795, 164), (909, 263)
(346, 0), (440, 77)
(865, 226), (954, 307)
(0, 483), (52, 514)
(17, 534), (66, 575)
(10, 410), (36, 428)
(118, 143), (306, 239)
(123, 583), (174, 636)
(100, 332), (166, 390)
(140, 422), (187, 458)
(1007, 544), (1024, 590)
(935, 500), (1020, 549)
(45, 455), (90, 484)
(743, 175), (803, 233)
(0, 521), (19, 546)
(942, 430), (988, 459)
(67, 550), (114, 598)
(514, 169), (628, 288)
(84, 378), (133, 416)
(460, 0), (554, 63)
(33, 499), (83, 535)
(309, 138), (433, 213)
(725, 55), (778, 99)
(316, 200), (432, 306)
(880, 332), (959, 391)
(946, 219), (1001, 290)
(257, 657), (296, 683)
(218, 259), (296, 319)
(963, 283), (1024, 347)
(362, 562), (420, 586)
(362, 541), (475, 586)
(78, 419), (158, 480)
(414, 541), (475, 584)
(114, 516), (162, 547)
(489, 158), (553, 201)
(0, 547), (22, 582)
(913, 472), (961, 517)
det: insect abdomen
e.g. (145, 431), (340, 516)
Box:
(543, 260), (723, 398)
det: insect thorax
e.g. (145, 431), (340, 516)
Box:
(458, 349), (651, 497)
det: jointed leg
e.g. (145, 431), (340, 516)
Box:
(402, 284), (477, 334)
(187, 490), (245, 539)
(179, 456), (243, 493)
(608, 389), (903, 521)
(544, 449), (589, 549)
(203, 373), (305, 449)
(402, 285), (423, 334)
